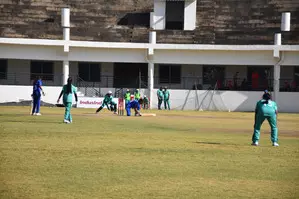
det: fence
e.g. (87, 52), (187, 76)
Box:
(0, 72), (298, 93)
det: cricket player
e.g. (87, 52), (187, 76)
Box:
(57, 77), (78, 124)
(134, 89), (141, 101)
(163, 86), (170, 110)
(124, 89), (131, 107)
(157, 87), (163, 110)
(31, 76), (45, 115)
(126, 95), (142, 116)
(252, 92), (279, 147)
(143, 95), (149, 109)
(95, 91), (117, 114)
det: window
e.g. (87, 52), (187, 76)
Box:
(165, 1), (185, 30)
(159, 64), (181, 84)
(295, 67), (299, 86)
(0, 59), (7, 80)
(78, 62), (101, 82)
(203, 66), (225, 86)
(30, 61), (54, 81)
(118, 13), (150, 27)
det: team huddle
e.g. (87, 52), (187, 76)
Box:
(31, 77), (279, 146)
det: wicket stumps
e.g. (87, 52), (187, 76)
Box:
(118, 98), (125, 116)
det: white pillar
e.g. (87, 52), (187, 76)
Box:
(273, 64), (280, 103)
(281, 12), (291, 31)
(148, 31), (156, 109)
(63, 60), (69, 85)
(61, 8), (70, 85)
(274, 33), (281, 45)
(148, 62), (154, 108)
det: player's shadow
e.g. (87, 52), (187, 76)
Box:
(195, 141), (221, 145)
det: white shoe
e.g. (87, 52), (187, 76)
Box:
(251, 142), (259, 146)
(35, 113), (42, 116)
(272, 142), (279, 147)
(32, 113), (36, 116)
(64, 119), (70, 124)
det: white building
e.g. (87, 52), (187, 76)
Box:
(0, 1), (299, 112)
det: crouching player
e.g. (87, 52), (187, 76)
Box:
(95, 91), (117, 114)
(252, 92), (279, 147)
(126, 95), (142, 116)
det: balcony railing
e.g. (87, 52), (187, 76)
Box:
(0, 72), (298, 92)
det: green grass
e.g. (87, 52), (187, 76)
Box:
(0, 106), (299, 199)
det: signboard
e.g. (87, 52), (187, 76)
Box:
(77, 97), (118, 109)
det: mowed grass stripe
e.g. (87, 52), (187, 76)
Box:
(0, 106), (299, 199)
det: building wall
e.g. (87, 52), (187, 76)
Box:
(0, 0), (298, 44)
(1, 85), (299, 113)
(1, 59), (297, 89)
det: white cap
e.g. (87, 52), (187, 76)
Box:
(144, 95), (146, 97)
(108, 91), (112, 94)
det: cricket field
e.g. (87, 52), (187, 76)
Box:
(0, 106), (298, 199)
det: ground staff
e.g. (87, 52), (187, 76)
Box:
(124, 89), (131, 107)
(134, 89), (140, 100)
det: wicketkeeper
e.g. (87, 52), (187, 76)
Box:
(96, 91), (117, 114)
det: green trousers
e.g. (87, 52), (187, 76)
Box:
(252, 114), (278, 143)
(164, 100), (170, 110)
(64, 102), (72, 122)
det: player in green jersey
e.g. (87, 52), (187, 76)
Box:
(95, 91), (117, 114)
(163, 86), (170, 110)
(252, 92), (279, 147)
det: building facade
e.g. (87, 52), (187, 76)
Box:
(0, 0), (299, 111)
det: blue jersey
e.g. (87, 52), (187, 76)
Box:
(127, 100), (140, 110)
(33, 79), (42, 96)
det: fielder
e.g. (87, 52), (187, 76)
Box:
(126, 95), (142, 116)
(95, 91), (117, 114)
(163, 86), (170, 110)
(142, 95), (149, 109)
(31, 76), (45, 115)
(57, 77), (78, 124)
(252, 92), (279, 147)
(157, 87), (163, 110)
